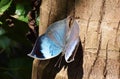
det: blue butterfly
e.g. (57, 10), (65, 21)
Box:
(28, 18), (80, 63)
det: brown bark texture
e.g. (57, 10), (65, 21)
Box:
(31, 0), (120, 79)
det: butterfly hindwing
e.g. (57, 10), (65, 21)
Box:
(65, 20), (80, 63)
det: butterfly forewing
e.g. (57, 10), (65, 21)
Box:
(28, 19), (68, 60)
(46, 19), (68, 47)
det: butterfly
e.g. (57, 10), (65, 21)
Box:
(28, 17), (80, 63)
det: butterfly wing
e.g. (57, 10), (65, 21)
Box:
(46, 19), (68, 47)
(28, 34), (63, 59)
(65, 20), (80, 63)
(28, 19), (68, 60)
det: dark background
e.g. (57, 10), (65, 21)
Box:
(0, 0), (35, 79)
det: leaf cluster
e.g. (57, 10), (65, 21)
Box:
(0, 0), (34, 79)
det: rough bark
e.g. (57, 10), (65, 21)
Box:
(31, 0), (120, 79)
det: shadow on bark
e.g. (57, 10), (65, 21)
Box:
(41, 41), (83, 79)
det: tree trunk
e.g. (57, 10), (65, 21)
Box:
(31, 0), (120, 79)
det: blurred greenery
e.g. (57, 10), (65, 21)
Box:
(0, 0), (13, 15)
(0, 0), (34, 79)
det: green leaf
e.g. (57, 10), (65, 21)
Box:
(0, 0), (12, 15)
(11, 3), (31, 23)
(0, 21), (2, 24)
(36, 16), (40, 25)
(0, 36), (11, 49)
(0, 27), (5, 35)
(15, 4), (25, 16)
(11, 4), (28, 22)
(0, 57), (32, 79)
(8, 57), (32, 79)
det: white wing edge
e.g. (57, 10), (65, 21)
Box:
(27, 53), (61, 60)
(65, 38), (80, 63)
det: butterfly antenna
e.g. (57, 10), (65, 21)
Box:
(54, 56), (63, 68)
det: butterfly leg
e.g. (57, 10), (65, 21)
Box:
(54, 55), (63, 68)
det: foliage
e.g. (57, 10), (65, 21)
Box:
(0, 0), (13, 15)
(0, 0), (34, 79)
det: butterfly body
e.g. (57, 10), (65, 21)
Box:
(28, 18), (80, 63)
